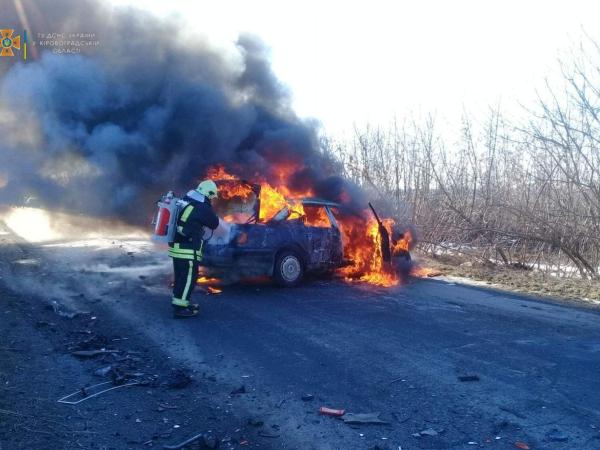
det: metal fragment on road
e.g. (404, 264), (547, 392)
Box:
(259, 431), (280, 438)
(162, 433), (204, 450)
(94, 365), (112, 377)
(71, 349), (119, 358)
(418, 428), (438, 436)
(341, 412), (389, 425)
(57, 380), (140, 405)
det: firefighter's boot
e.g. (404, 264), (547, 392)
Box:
(173, 305), (199, 319)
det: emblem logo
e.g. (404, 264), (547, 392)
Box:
(1, 29), (21, 57)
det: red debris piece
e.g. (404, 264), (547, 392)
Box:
(319, 406), (346, 417)
(515, 442), (530, 450)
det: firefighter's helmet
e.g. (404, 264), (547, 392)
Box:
(197, 179), (218, 199)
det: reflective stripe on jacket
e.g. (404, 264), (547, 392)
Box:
(168, 241), (204, 261)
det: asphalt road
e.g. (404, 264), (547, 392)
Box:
(2, 225), (600, 449)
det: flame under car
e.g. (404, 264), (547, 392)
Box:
(201, 182), (345, 286)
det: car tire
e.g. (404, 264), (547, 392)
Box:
(274, 250), (304, 287)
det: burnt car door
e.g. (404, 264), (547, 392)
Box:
(301, 204), (343, 269)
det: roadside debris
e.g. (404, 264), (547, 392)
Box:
(94, 365), (113, 377)
(259, 431), (280, 438)
(301, 394), (314, 401)
(69, 333), (110, 351)
(71, 349), (119, 358)
(230, 385), (246, 395)
(514, 442), (530, 450)
(547, 428), (568, 442)
(389, 377), (406, 385)
(51, 300), (88, 319)
(57, 380), (140, 405)
(341, 412), (388, 425)
(413, 428), (439, 437)
(458, 374), (480, 382)
(319, 406), (346, 417)
(162, 432), (204, 450)
(158, 402), (178, 411)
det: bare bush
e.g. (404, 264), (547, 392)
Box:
(327, 40), (600, 280)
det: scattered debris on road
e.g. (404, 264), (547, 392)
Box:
(50, 300), (87, 319)
(158, 402), (178, 411)
(301, 394), (315, 401)
(162, 432), (204, 450)
(259, 431), (280, 438)
(341, 412), (388, 425)
(319, 406), (346, 417)
(71, 349), (119, 358)
(57, 380), (140, 405)
(515, 441), (530, 449)
(230, 385), (246, 395)
(389, 377), (406, 385)
(413, 427), (439, 437)
(547, 428), (569, 442)
(94, 365), (113, 377)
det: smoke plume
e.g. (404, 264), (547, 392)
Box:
(0, 0), (363, 224)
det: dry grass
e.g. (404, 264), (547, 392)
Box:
(414, 251), (600, 304)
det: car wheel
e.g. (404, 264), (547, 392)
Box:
(274, 251), (304, 287)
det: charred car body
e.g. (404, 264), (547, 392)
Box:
(200, 180), (408, 286)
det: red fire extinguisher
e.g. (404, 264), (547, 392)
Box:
(153, 191), (174, 237)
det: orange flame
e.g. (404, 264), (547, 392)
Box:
(339, 217), (399, 287)
(410, 267), (442, 278)
(207, 286), (223, 294)
(206, 165), (238, 180)
(197, 276), (220, 284)
(393, 229), (413, 254)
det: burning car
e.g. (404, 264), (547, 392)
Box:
(200, 178), (410, 286)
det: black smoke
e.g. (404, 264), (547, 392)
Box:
(0, 0), (365, 224)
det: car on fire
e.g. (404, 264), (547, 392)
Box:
(200, 180), (409, 286)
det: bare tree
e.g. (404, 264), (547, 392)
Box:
(328, 38), (600, 279)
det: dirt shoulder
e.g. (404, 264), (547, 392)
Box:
(414, 251), (600, 306)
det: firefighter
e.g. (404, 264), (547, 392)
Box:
(169, 180), (220, 318)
